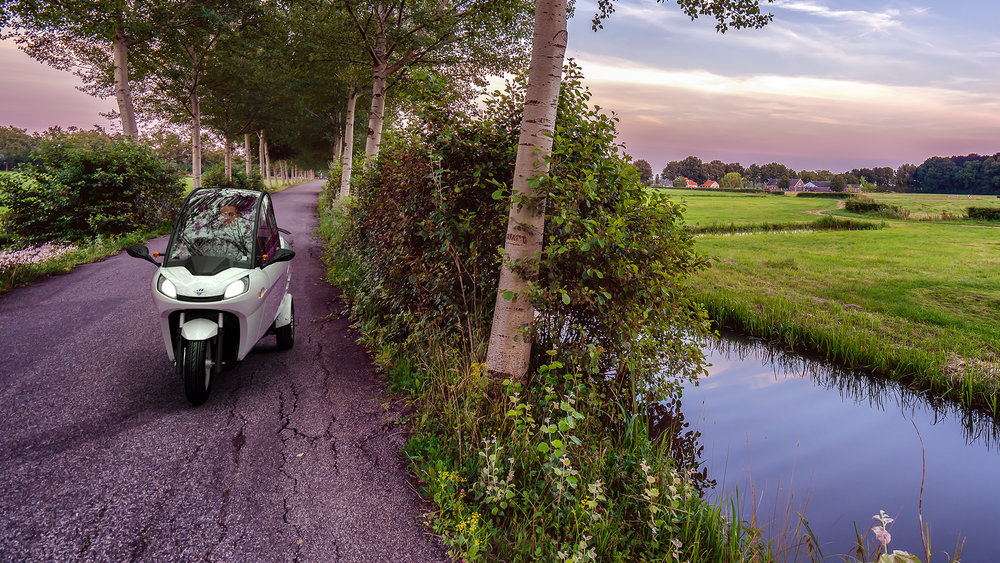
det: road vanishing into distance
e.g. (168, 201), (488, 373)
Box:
(0, 181), (447, 562)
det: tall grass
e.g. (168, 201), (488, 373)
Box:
(691, 220), (1000, 412)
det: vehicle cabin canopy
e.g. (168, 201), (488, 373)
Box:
(165, 188), (268, 275)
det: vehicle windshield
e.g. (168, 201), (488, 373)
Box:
(165, 189), (260, 273)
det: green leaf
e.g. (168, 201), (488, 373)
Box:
(536, 442), (550, 454)
(561, 292), (571, 305)
(502, 290), (515, 301)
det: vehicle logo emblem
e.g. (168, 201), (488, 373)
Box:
(195, 288), (205, 296)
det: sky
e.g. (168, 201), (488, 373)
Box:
(2, 0), (999, 172)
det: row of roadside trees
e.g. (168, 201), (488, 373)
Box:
(1, 0), (533, 192)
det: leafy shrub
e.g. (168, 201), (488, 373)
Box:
(342, 65), (711, 395)
(966, 207), (1000, 221)
(845, 195), (908, 218)
(324, 66), (765, 562)
(0, 134), (182, 244)
(202, 165), (265, 191)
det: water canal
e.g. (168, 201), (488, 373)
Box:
(671, 333), (1000, 561)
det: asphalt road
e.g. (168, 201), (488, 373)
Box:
(0, 181), (448, 562)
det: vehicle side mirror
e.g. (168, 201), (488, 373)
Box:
(126, 244), (161, 266)
(264, 247), (295, 267)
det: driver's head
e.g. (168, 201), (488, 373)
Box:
(220, 205), (239, 225)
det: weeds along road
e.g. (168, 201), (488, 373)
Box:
(0, 181), (446, 562)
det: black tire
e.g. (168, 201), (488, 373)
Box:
(183, 339), (213, 406)
(276, 299), (294, 350)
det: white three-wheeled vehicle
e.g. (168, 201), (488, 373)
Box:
(127, 187), (295, 405)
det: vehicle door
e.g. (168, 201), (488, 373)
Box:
(256, 194), (285, 335)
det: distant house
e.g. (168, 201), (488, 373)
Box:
(674, 176), (699, 188)
(764, 178), (805, 191)
(701, 180), (720, 188)
(803, 181), (832, 192)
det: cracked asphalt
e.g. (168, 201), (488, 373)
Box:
(0, 181), (448, 562)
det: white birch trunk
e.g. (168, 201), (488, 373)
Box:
(484, 0), (568, 380)
(258, 130), (265, 180)
(333, 112), (343, 163)
(264, 140), (273, 190)
(190, 87), (202, 190)
(340, 86), (359, 198)
(363, 68), (387, 168)
(112, 34), (139, 138)
(244, 133), (252, 177)
(224, 138), (233, 182)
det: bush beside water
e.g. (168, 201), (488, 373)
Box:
(319, 68), (769, 561)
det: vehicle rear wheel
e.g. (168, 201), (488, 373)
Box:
(276, 300), (294, 350)
(183, 339), (213, 406)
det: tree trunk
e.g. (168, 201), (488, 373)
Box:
(484, 0), (568, 380)
(264, 140), (273, 190)
(224, 138), (233, 182)
(340, 86), (359, 198)
(190, 87), (202, 190)
(244, 133), (252, 177)
(258, 130), (265, 180)
(112, 34), (139, 138)
(364, 66), (387, 168)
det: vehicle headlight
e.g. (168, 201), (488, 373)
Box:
(157, 275), (177, 298)
(224, 276), (250, 299)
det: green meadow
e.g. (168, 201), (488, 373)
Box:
(665, 188), (1000, 410)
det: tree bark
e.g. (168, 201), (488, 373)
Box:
(244, 133), (252, 177)
(484, 0), (568, 380)
(112, 33), (139, 138)
(340, 86), (360, 198)
(190, 86), (202, 190)
(364, 66), (387, 168)
(258, 130), (265, 180)
(333, 111), (343, 163)
(264, 139), (273, 190)
(224, 138), (233, 182)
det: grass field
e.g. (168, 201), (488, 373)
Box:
(671, 188), (1000, 410)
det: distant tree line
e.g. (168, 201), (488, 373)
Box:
(910, 153), (1000, 194)
(657, 154), (1000, 193)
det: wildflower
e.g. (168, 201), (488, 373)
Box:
(873, 525), (891, 547)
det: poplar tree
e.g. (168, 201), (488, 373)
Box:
(1, 0), (205, 138)
(485, 0), (774, 380)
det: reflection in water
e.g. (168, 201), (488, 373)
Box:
(710, 333), (1000, 451)
(681, 332), (1000, 561)
(647, 398), (715, 494)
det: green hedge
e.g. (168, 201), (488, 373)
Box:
(795, 192), (850, 199)
(967, 207), (1000, 221)
(0, 134), (182, 244)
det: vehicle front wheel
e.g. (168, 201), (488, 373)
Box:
(276, 300), (294, 351)
(183, 339), (213, 406)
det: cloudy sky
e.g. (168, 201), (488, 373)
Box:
(2, 0), (999, 172)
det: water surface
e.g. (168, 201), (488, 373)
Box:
(677, 334), (1000, 561)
